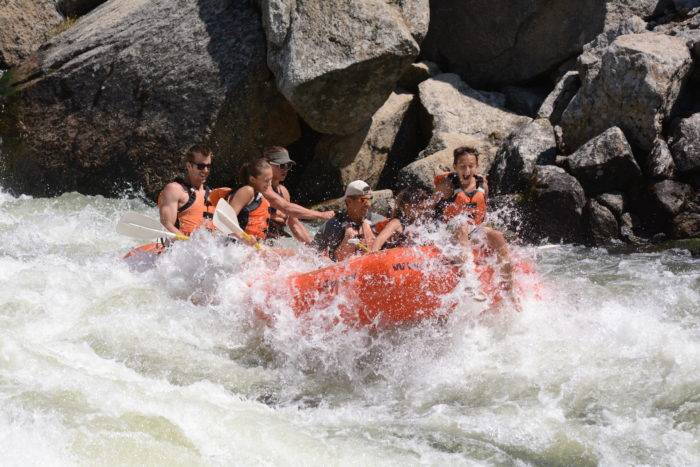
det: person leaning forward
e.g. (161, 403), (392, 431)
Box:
(313, 180), (377, 262)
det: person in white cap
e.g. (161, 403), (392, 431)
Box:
(313, 180), (377, 261)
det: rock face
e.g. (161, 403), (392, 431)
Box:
(489, 119), (557, 194)
(669, 113), (700, 176)
(648, 180), (693, 217)
(398, 133), (492, 191)
(420, 0), (606, 87)
(302, 92), (416, 200)
(418, 74), (531, 155)
(561, 33), (693, 152)
(397, 60), (440, 92)
(59, 0), (108, 16)
(646, 138), (676, 180)
(596, 192), (626, 218)
(525, 165), (587, 243)
(1, 0), (300, 197)
(502, 86), (548, 118)
(0, 0), (63, 68)
(673, 212), (700, 238)
(537, 71), (581, 125)
(259, 0), (426, 135)
(567, 127), (642, 194)
(586, 199), (620, 245)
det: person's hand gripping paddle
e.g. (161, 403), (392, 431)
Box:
(213, 199), (262, 250)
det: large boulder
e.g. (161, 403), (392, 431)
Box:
(567, 127), (642, 195)
(397, 133), (493, 191)
(302, 92), (416, 201)
(596, 192), (626, 218)
(669, 113), (700, 176)
(537, 71), (581, 125)
(397, 60), (440, 92)
(420, 0), (606, 88)
(648, 180), (693, 217)
(561, 33), (694, 152)
(0, 0), (300, 197)
(524, 165), (587, 243)
(672, 212), (700, 238)
(646, 138), (676, 180)
(258, 0), (426, 135)
(0, 0), (63, 68)
(489, 119), (557, 194)
(418, 74), (531, 155)
(585, 199), (620, 245)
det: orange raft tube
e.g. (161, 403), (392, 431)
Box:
(262, 246), (539, 328)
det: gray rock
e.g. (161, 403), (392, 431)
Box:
(537, 71), (581, 125)
(646, 138), (676, 179)
(562, 33), (693, 152)
(567, 127), (642, 195)
(0, 0), (300, 197)
(418, 74), (531, 157)
(671, 0), (700, 13)
(420, 0), (606, 87)
(260, 0), (425, 135)
(502, 86), (549, 118)
(596, 192), (626, 218)
(0, 0), (63, 68)
(397, 60), (440, 92)
(398, 133), (494, 191)
(586, 199), (620, 245)
(672, 211), (700, 238)
(525, 165), (587, 243)
(606, 0), (670, 19)
(649, 180), (693, 216)
(303, 92), (416, 200)
(489, 119), (557, 194)
(669, 113), (700, 176)
(620, 211), (646, 244)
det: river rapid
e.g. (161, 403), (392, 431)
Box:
(0, 190), (698, 466)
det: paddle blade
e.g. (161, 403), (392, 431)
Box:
(214, 199), (263, 249)
(117, 212), (180, 241)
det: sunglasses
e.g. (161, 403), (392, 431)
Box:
(189, 162), (212, 170)
(272, 162), (294, 170)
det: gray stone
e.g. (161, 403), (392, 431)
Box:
(670, 113), (700, 176)
(310, 189), (394, 218)
(586, 199), (620, 245)
(398, 133), (494, 191)
(567, 127), (642, 195)
(562, 33), (693, 152)
(672, 211), (700, 238)
(646, 138), (676, 179)
(260, 0), (426, 135)
(0, 0), (63, 68)
(397, 60), (441, 92)
(525, 165), (587, 243)
(420, 0), (606, 87)
(418, 74), (531, 156)
(502, 85), (549, 118)
(619, 211), (646, 244)
(489, 119), (557, 194)
(596, 192), (626, 218)
(537, 71), (581, 125)
(649, 180), (693, 216)
(0, 0), (300, 197)
(303, 92), (416, 200)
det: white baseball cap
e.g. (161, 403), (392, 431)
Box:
(344, 180), (372, 198)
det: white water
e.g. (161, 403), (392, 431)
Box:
(0, 191), (698, 466)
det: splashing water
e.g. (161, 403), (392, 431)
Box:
(0, 190), (698, 465)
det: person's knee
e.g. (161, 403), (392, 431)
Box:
(485, 228), (505, 248)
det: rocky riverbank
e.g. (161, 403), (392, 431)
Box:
(0, 0), (699, 246)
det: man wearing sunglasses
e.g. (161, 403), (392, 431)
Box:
(313, 180), (377, 261)
(158, 144), (215, 237)
(263, 146), (334, 243)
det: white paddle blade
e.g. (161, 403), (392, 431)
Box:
(213, 199), (244, 235)
(116, 212), (177, 241)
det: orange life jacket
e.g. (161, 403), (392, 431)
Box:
(434, 172), (486, 224)
(159, 180), (233, 236)
(238, 192), (270, 240)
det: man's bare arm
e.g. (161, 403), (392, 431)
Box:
(158, 183), (185, 235)
(263, 187), (334, 221)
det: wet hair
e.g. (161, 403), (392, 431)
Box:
(453, 145), (479, 165)
(394, 188), (433, 218)
(239, 158), (271, 185)
(185, 144), (213, 163)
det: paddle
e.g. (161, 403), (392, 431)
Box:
(116, 212), (189, 242)
(348, 238), (370, 252)
(213, 199), (262, 250)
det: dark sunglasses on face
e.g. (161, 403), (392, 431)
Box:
(273, 163), (293, 170)
(190, 162), (212, 170)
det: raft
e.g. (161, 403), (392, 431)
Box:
(123, 242), (166, 259)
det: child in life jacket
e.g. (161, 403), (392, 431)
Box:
(371, 188), (435, 251)
(226, 158), (273, 246)
(434, 146), (519, 305)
